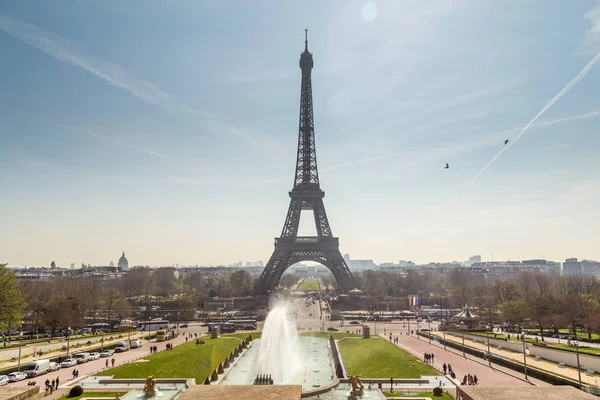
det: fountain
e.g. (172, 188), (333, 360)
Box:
(256, 301), (302, 384)
(143, 376), (157, 397)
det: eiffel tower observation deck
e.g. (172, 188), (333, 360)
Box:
(254, 31), (355, 295)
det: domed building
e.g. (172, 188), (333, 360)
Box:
(118, 251), (129, 271)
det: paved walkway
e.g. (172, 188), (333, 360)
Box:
(385, 333), (547, 387)
(430, 331), (598, 387)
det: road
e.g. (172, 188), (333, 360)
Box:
(10, 325), (207, 388)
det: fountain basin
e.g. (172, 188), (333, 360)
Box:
(220, 337), (334, 391)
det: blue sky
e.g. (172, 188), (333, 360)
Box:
(1, 0), (600, 267)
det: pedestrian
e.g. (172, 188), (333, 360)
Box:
(56, 377), (60, 388)
(111, 358), (115, 367)
(443, 363), (447, 375)
(106, 359), (109, 368)
(431, 353), (434, 363)
(473, 375), (478, 385)
(390, 377), (394, 393)
(377, 382), (382, 390)
(45, 379), (50, 390)
(51, 379), (55, 390)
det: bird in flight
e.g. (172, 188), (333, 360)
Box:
(504, 139), (509, 145)
(444, 163), (449, 169)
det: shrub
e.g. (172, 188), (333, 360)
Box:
(433, 386), (443, 397)
(69, 385), (84, 397)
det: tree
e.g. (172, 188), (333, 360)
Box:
(101, 288), (120, 326)
(501, 300), (527, 326)
(113, 297), (132, 323)
(154, 268), (175, 297)
(0, 264), (26, 332)
(230, 270), (252, 296)
(43, 296), (84, 334)
(20, 280), (54, 333)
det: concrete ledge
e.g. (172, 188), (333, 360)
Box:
(0, 386), (40, 400)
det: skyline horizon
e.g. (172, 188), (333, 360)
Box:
(4, 250), (595, 269)
(2, 1), (600, 267)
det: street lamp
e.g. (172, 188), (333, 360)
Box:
(522, 338), (528, 380)
(461, 322), (465, 357)
(487, 331), (491, 366)
(66, 328), (71, 358)
(428, 321), (431, 344)
(574, 340), (582, 389)
(17, 330), (22, 372)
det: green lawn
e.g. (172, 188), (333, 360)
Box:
(338, 337), (438, 378)
(222, 332), (261, 340)
(59, 392), (125, 400)
(297, 278), (320, 291)
(96, 337), (240, 384)
(300, 331), (362, 340)
(383, 392), (452, 399)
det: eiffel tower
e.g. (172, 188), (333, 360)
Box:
(254, 31), (355, 295)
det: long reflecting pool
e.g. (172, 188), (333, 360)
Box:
(220, 336), (334, 391)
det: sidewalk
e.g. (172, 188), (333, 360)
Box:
(430, 331), (597, 387)
(387, 333), (547, 387)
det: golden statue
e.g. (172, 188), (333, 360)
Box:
(143, 376), (157, 397)
(349, 375), (364, 396)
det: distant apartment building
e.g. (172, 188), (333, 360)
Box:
(468, 255), (482, 265)
(582, 260), (600, 277)
(399, 260), (415, 268)
(343, 254), (377, 271)
(563, 258), (583, 276)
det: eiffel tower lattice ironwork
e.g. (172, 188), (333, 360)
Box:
(254, 30), (355, 295)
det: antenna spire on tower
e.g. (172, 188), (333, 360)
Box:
(305, 29), (308, 50)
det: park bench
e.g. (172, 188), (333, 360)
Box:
(558, 362), (566, 367)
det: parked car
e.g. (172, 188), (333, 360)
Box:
(89, 352), (101, 360)
(23, 359), (51, 377)
(60, 359), (78, 368)
(100, 350), (114, 357)
(73, 353), (91, 364)
(0, 376), (8, 386)
(114, 345), (127, 353)
(7, 372), (27, 382)
(349, 320), (360, 325)
(49, 362), (60, 372)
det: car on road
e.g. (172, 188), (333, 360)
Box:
(327, 327), (338, 332)
(89, 352), (101, 360)
(180, 324), (188, 328)
(7, 372), (27, 382)
(349, 320), (360, 325)
(100, 350), (114, 357)
(60, 359), (78, 368)
(383, 318), (392, 322)
(49, 362), (60, 372)
(0, 376), (8, 386)
(114, 345), (127, 353)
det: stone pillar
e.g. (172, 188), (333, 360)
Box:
(362, 325), (370, 339)
(211, 326), (220, 338)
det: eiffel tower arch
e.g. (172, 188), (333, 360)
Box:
(254, 31), (355, 295)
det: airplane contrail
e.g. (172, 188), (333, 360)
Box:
(0, 104), (175, 161)
(0, 13), (257, 146)
(469, 49), (600, 183)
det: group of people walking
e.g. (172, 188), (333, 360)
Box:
(442, 363), (456, 379)
(461, 374), (478, 385)
(44, 377), (59, 394)
(424, 352), (435, 363)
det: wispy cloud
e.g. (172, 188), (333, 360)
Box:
(467, 50), (600, 184)
(584, 4), (600, 52)
(0, 103), (177, 162)
(323, 108), (600, 175)
(0, 13), (258, 146)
